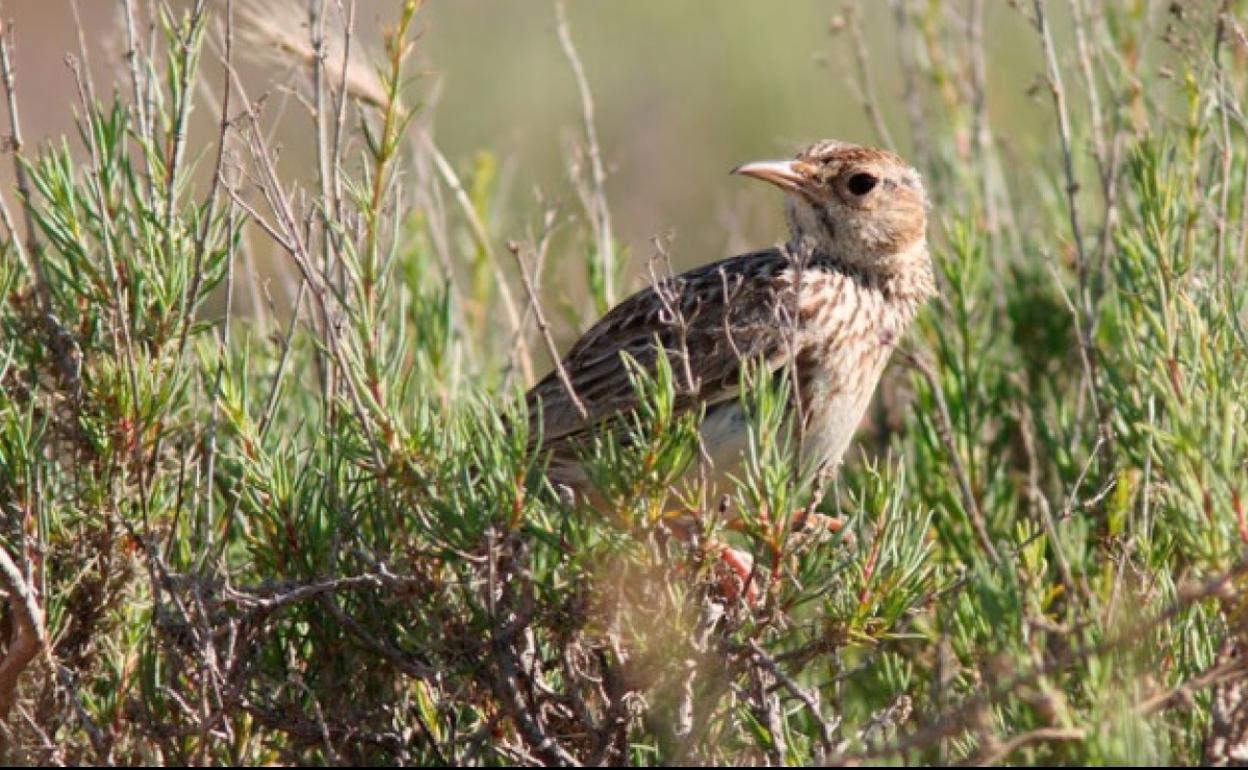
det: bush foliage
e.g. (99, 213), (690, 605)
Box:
(1, 0), (1247, 765)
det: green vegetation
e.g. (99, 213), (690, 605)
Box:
(0, 0), (1246, 764)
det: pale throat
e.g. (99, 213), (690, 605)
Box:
(783, 196), (929, 287)
(783, 195), (834, 254)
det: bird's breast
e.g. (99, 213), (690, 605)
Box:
(791, 275), (916, 473)
(795, 341), (893, 473)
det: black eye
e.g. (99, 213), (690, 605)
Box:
(846, 173), (878, 196)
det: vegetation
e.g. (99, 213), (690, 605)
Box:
(0, 0), (1246, 764)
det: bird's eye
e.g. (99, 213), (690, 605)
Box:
(846, 173), (878, 196)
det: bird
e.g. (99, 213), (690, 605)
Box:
(524, 139), (934, 529)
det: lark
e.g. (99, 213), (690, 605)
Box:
(526, 140), (934, 517)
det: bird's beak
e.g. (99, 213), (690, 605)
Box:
(731, 159), (817, 196)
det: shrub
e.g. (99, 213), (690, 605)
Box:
(0, 0), (1246, 764)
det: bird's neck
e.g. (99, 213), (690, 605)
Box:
(785, 237), (936, 304)
(881, 241), (937, 302)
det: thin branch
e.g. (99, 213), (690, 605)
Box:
(256, 279), (308, 441)
(226, 70), (390, 473)
(54, 663), (110, 762)
(223, 571), (413, 614)
(422, 132), (532, 383)
(121, 0), (154, 190)
(175, 0), (230, 362)
(889, 0), (929, 173)
(748, 640), (838, 756)
(900, 348), (1000, 565)
(1210, 1), (1234, 281)
(554, 0), (616, 306)
(68, 56), (151, 533)
(844, 557), (1248, 763)
(1136, 652), (1246, 718)
(503, 200), (558, 391)
(843, 4), (896, 151)
(1032, 0), (1107, 442)
(508, 240), (587, 421)
(0, 19), (80, 392)
(965, 726), (1086, 767)
(0, 548), (46, 720)
(1016, 404), (1078, 596)
(966, 0), (996, 235)
(163, 1), (209, 239)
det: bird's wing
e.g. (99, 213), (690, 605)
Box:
(525, 248), (798, 454)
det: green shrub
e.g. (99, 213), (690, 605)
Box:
(0, 0), (1246, 764)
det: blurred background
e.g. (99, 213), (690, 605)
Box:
(4, 1), (1046, 278)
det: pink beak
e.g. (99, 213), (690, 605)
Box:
(731, 159), (817, 196)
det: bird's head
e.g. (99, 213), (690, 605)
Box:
(733, 140), (928, 273)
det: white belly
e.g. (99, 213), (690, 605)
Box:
(690, 350), (889, 501)
(799, 348), (892, 472)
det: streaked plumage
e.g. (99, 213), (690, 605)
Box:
(526, 140), (935, 500)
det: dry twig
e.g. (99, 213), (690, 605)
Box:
(0, 549), (44, 720)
